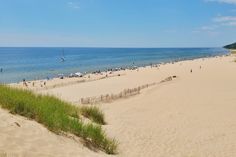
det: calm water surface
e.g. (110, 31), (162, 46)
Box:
(0, 47), (229, 83)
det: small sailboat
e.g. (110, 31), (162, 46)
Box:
(60, 48), (66, 62)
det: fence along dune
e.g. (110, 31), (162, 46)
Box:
(80, 76), (176, 104)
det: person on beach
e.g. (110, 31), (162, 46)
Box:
(0, 68), (3, 73)
(23, 79), (28, 87)
(190, 69), (192, 73)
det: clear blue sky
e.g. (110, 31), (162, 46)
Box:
(0, 0), (235, 47)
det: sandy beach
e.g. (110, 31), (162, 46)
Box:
(1, 54), (236, 157)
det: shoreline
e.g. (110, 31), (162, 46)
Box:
(10, 52), (230, 91)
(10, 53), (234, 106)
(1, 48), (228, 84)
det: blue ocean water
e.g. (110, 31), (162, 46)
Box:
(0, 47), (229, 83)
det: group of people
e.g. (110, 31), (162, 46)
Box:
(22, 79), (47, 88)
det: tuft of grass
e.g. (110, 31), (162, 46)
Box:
(0, 85), (117, 154)
(81, 106), (106, 125)
(231, 50), (236, 54)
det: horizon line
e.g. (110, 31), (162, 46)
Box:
(0, 46), (224, 49)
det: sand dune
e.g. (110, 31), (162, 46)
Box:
(2, 54), (236, 156)
(0, 108), (108, 157)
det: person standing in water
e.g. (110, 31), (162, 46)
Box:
(0, 68), (3, 73)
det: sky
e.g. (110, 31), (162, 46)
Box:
(0, 0), (235, 47)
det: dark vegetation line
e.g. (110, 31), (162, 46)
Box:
(224, 42), (236, 49)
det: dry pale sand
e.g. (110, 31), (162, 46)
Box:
(1, 54), (236, 157)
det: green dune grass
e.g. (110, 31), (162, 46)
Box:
(81, 106), (106, 125)
(231, 51), (236, 54)
(0, 85), (117, 154)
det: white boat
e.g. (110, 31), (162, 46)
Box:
(60, 49), (66, 62)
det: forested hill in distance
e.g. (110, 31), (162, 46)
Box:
(224, 42), (236, 49)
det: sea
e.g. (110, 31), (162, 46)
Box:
(0, 47), (229, 83)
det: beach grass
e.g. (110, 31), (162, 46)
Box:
(231, 50), (236, 54)
(0, 85), (117, 154)
(81, 106), (106, 125)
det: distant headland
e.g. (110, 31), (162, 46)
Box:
(224, 42), (236, 50)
